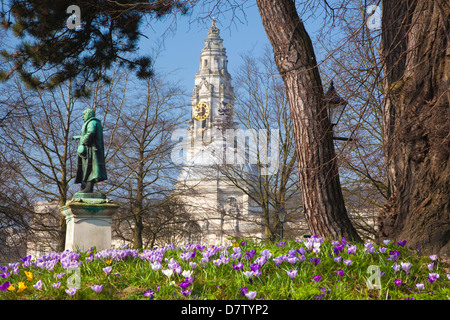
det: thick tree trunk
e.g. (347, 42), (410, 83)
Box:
(256, 0), (361, 241)
(377, 0), (450, 255)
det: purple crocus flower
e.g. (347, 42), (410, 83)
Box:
(240, 287), (248, 297)
(333, 244), (344, 255)
(347, 244), (357, 255)
(243, 271), (254, 277)
(287, 256), (298, 265)
(400, 262), (412, 274)
(250, 263), (261, 272)
(388, 250), (400, 262)
(232, 262), (244, 270)
(103, 266), (112, 275)
(334, 256), (342, 263)
(245, 290), (257, 300)
(313, 275), (321, 282)
(364, 242), (376, 254)
(397, 240), (407, 247)
(196, 244), (206, 251)
(54, 272), (65, 279)
(221, 257), (230, 265)
(143, 289), (154, 299)
(310, 257), (320, 266)
(392, 263), (401, 272)
(52, 282), (61, 289)
(185, 276), (195, 284)
(20, 255), (31, 263)
(394, 279), (402, 287)
(344, 259), (353, 266)
(427, 273), (439, 283)
(33, 280), (43, 290)
(65, 287), (77, 297)
(244, 250), (256, 260)
(336, 269), (344, 277)
(286, 270), (298, 280)
(0, 281), (10, 291)
(253, 269), (262, 277)
(273, 256), (284, 267)
(255, 256), (267, 267)
(181, 290), (191, 297)
(429, 255), (438, 261)
(91, 284), (103, 294)
(179, 281), (190, 290)
(261, 249), (273, 259)
(416, 283), (424, 291)
(276, 241), (286, 247)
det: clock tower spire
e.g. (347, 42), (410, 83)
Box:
(188, 18), (235, 160)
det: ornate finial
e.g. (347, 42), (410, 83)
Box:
(208, 17), (219, 37)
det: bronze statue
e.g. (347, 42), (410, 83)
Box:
(73, 108), (107, 193)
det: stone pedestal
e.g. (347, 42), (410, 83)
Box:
(60, 193), (119, 252)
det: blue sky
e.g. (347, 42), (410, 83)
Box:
(138, 3), (324, 96)
(139, 3), (270, 94)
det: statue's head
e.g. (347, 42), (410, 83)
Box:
(82, 108), (95, 122)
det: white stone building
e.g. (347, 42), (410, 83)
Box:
(174, 20), (268, 246)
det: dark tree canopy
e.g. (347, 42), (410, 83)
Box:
(0, 0), (189, 92)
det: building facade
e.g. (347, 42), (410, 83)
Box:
(174, 19), (267, 246)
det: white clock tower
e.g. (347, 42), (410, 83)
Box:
(175, 19), (264, 246)
(187, 18), (235, 161)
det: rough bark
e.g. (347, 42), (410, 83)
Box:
(377, 0), (450, 256)
(256, 0), (361, 241)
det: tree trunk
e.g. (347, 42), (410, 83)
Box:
(133, 155), (145, 249)
(377, 0), (450, 255)
(256, 0), (361, 241)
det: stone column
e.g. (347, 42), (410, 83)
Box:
(60, 193), (119, 252)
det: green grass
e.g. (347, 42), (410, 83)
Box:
(1, 237), (449, 300)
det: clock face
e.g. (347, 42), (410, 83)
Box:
(194, 102), (209, 121)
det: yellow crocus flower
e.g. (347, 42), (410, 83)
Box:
(8, 284), (15, 292)
(17, 282), (27, 293)
(24, 270), (33, 281)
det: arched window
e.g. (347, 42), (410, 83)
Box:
(185, 222), (201, 244)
